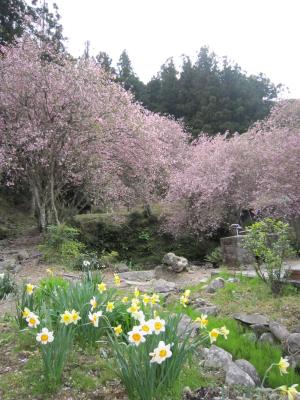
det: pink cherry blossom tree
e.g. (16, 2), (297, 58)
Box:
(0, 38), (189, 230)
(165, 101), (300, 238)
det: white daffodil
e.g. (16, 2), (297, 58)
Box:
(132, 310), (145, 322)
(150, 316), (166, 335)
(90, 296), (97, 310)
(138, 319), (153, 335)
(36, 328), (54, 345)
(26, 312), (40, 328)
(128, 327), (146, 346)
(60, 310), (73, 325)
(89, 311), (103, 327)
(83, 260), (91, 267)
(150, 341), (172, 364)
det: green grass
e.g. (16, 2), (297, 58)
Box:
(167, 302), (300, 389)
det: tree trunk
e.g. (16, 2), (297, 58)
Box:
(32, 184), (47, 231)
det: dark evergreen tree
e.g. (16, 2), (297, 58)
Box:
(96, 51), (115, 74)
(140, 46), (280, 136)
(0, 0), (65, 52)
(117, 50), (145, 100)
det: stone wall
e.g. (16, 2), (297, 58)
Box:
(220, 235), (255, 268)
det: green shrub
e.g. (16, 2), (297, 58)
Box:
(242, 218), (295, 295)
(205, 247), (223, 267)
(39, 224), (85, 265)
(72, 252), (102, 270)
(0, 272), (16, 300)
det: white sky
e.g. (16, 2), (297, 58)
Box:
(55, 0), (300, 98)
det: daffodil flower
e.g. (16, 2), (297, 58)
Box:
(114, 274), (121, 286)
(278, 357), (289, 375)
(89, 311), (103, 327)
(142, 294), (150, 306)
(151, 316), (166, 335)
(128, 327), (146, 346)
(150, 341), (172, 364)
(195, 314), (208, 329)
(277, 384), (299, 400)
(114, 324), (123, 336)
(219, 326), (229, 339)
(132, 310), (145, 322)
(134, 287), (140, 298)
(139, 320), (153, 335)
(36, 328), (54, 345)
(97, 282), (106, 293)
(71, 309), (81, 324)
(150, 293), (159, 305)
(180, 295), (189, 307)
(106, 302), (114, 312)
(121, 296), (129, 304)
(22, 307), (31, 319)
(26, 283), (35, 295)
(26, 312), (40, 328)
(209, 328), (220, 344)
(60, 310), (73, 325)
(90, 296), (97, 310)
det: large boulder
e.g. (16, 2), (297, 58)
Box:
(258, 332), (276, 345)
(162, 252), (188, 273)
(225, 362), (255, 387)
(233, 313), (269, 326)
(285, 333), (300, 355)
(235, 359), (261, 386)
(269, 321), (289, 343)
(205, 277), (225, 293)
(148, 278), (176, 293)
(203, 345), (232, 370)
(177, 314), (198, 338)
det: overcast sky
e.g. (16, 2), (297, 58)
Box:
(55, 0), (300, 98)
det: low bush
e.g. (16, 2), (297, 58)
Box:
(0, 272), (16, 300)
(242, 218), (295, 295)
(39, 224), (86, 265)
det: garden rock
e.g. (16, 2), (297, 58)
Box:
(250, 324), (270, 338)
(114, 263), (130, 273)
(195, 305), (219, 316)
(227, 277), (240, 283)
(162, 252), (188, 273)
(154, 265), (178, 280)
(148, 278), (176, 293)
(259, 333), (276, 344)
(203, 345), (232, 370)
(235, 359), (261, 386)
(233, 313), (269, 326)
(206, 277), (225, 293)
(225, 362), (255, 387)
(285, 333), (300, 355)
(269, 321), (289, 343)
(177, 315), (198, 338)
(119, 270), (155, 281)
(291, 324), (300, 334)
